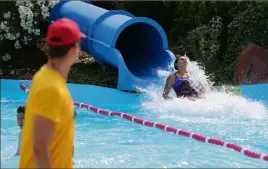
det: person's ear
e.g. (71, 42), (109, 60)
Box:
(75, 42), (81, 51)
(69, 44), (78, 54)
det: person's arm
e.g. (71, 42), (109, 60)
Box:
(32, 87), (62, 168)
(162, 74), (174, 99)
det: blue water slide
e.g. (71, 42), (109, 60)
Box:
(49, 0), (175, 91)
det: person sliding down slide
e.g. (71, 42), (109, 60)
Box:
(162, 54), (201, 101)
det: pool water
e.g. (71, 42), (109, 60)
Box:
(1, 59), (268, 168)
(1, 78), (268, 168)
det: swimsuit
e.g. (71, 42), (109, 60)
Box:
(173, 74), (199, 98)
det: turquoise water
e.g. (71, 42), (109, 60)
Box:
(1, 78), (268, 168)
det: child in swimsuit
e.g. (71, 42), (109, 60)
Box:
(163, 54), (200, 100)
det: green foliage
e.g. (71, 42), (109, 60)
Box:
(222, 1), (268, 83)
(120, 1), (178, 34)
(181, 16), (222, 63)
(1, 1), (267, 87)
(68, 62), (118, 88)
(166, 1), (267, 85)
(91, 1), (123, 10)
(168, 1), (210, 45)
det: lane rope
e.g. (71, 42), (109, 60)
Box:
(19, 83), (268, 162)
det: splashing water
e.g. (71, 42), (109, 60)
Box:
(187, 59), (214, 94)
(138, 60), (268, 167)
(1, 63), (268, 168)
(139, 59), (268, 120)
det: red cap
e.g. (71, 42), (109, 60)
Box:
(47, 18), (86, 46)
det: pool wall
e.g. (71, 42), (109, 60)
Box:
(1, 79), (268, 105)
(1, 79), (142, 109)
(241, 84), (268, 104)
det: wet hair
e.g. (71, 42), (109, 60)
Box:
(17, 105), (25, 114)
(174, 58), (179, 70)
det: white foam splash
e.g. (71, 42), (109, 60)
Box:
(186, 60), (214, 94)
(139, 59), (268, 120)
(141, 89), (267, 120)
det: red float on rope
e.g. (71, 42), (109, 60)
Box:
(19, 84), (268, 162)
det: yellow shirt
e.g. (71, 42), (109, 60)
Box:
(19, 65), (75, 168)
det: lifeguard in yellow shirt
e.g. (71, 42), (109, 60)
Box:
(19, 18), (86, 168)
